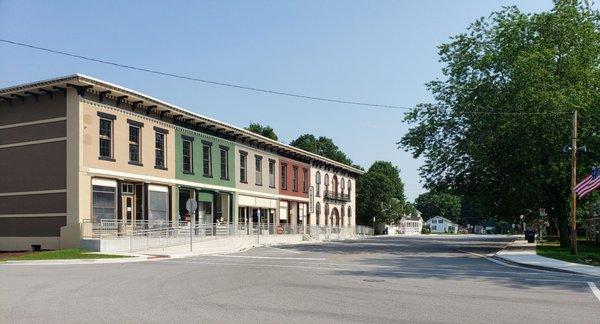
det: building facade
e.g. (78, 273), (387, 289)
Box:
(0, 75), (363, 251)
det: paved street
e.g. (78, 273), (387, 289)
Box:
(1, 235), (599, 323)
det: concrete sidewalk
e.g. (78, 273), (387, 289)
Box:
(495, 240), (600, 277)
(2, 234), (366, 265)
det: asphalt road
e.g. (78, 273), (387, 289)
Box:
(1, 235), (599, 323)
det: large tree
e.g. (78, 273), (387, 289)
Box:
(245, 123), (278, 141)
(414, 191), (461, 223)
(356, 161), (406, 225)
(400, 0), (600, 246)
(290, 134), (353, 166)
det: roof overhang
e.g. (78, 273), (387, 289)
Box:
(0, 74), (365, 176)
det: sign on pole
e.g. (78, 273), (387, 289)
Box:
(186, 198), (198, 214)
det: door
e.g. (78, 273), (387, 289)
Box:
(122, 195), (135, 224)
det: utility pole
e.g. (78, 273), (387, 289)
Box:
(571, 110), (578, 256)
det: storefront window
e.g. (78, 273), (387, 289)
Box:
(92, 184), (116, 223)
(148, 186), (169, 224)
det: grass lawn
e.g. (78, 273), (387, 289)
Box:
(0, 249), (129, 262)
(537, 241), (600, 266)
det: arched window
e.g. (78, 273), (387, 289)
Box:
(348, 206), (352, 224)
(341, 177), (345, 191)
(347, 180), (352, 200)
(315, 171), (321, 196)
(324, 173), (329, 193)
(316, 202), (321, 216)
(325, 203), (329, 216)
(341, 206), (345, 226)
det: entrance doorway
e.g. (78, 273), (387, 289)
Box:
(120, 183), (136, 224)
(331, 207), (340, 227)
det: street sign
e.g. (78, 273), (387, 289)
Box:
(186, 198), (198, 214)
(309, 186), (314, 213)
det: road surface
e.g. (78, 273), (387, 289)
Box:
(1, 235), (598, 323)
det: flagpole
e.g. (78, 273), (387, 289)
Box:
(571, 110), (578, 256)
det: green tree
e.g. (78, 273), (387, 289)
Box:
(290, 134), (353, 166)
(245, 123), (278, 141)
(400, 0), (600, 246)
(414, 191), (462, 223)
(403, 202), (419, 217)
(368, 161), (405, 202)
(356, 161), (406, 225)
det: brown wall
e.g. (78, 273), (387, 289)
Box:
(0, 217), (66, 237)
(278, 157), (310, 199)
(0, 193), (66, 214)
(0, 141), (67, 193)
(0, 93), (66, 126)
(0, 120), (66, 145)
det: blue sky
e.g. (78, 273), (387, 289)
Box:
(0, 1), (556, 200)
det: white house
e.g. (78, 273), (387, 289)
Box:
(398, 213), (423, 235)
(426, 216), (458, 234)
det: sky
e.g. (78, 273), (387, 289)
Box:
(0, 0), (557, 201)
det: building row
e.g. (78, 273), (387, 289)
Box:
(0, 74), (363, 251)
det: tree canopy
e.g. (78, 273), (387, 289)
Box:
(414, 191), (461, 223)
(356, 161), (406, 225)
(245, 123), (278, 141)
(290, 134), (353, 166)
(399, 0), (600, 246)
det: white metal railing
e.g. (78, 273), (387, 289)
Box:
(82, 219), (373, 252)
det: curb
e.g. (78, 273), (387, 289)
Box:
(491, 254), (583, 275)
(0, 255), (150, 266)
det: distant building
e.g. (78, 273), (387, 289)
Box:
(426, 216), (458, 234)
(399, 213), (423, 235)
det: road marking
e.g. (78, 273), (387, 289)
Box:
(524, 279), (590, 283)
(267, 246), (303, 254)
(212, 255), (325, 261)
(588, 282), (600, 303)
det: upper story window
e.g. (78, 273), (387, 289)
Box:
(302, 168), (308, 193)
(128, 125), (140, 164)
(99, 118), (113, 159)
(239, 151), (247, 183)
(202, 141), (212, 177)
(281, 163), (288, 190)
(268, 159), (276, 188)
(341, 177), (345, 193)
(182, 137), (193, 173)
(153, 127), (168, 169)
(255, 155), (263, 186)
(315, 171), (321, 196)
(324, 173), (330, 192)
(292, 166), (298, 192)
(348, 179), (352, 200)
(220, 146), (229, 180)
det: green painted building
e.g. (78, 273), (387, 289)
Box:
(174, 127), (236, 225)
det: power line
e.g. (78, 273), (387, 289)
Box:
(0, 38), (573, 115)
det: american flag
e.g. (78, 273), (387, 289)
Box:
(574, 168), (600, 199)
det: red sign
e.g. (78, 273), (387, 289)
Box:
(276, 225), (284, 235)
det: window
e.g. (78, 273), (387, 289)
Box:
(432, 225), (437, 230)
(220, 146), (229, 180)
(127, 125), (140, 163)
(302, 168), (308, 193)
(341, 177), (345, 193)
(92, 184), (116, 223)
(99, 118), (112, 159)
(348, 180), (352, 200)
(292, 166), (298, 192)
(268, 159), (276, 188)
(281, 163), (288, 190)
(148, 185), (169, 224)
(202, 141), (212, 177)
(315, 171), (321, 196)
(324, 173), (330, 192)
(325, 203), (329, 216)
(182, 139), (193, 173)
(240, 151), (247, 183)
(155, 132), (166, 168)
(316, 202), (321, 216)
(255, 155), (263, 186)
